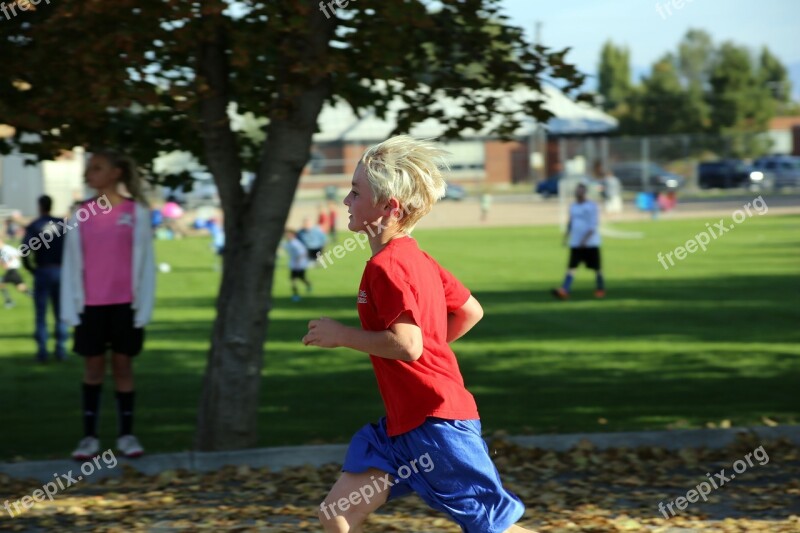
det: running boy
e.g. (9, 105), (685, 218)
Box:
(551, 183), (605, 299)
(303, 136), (531, 533)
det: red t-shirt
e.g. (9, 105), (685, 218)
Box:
(357, 236), (479, 436)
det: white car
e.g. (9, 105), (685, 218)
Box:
(753, 156), (800, 189)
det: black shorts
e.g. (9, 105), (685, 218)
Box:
(290, 269), (307, 280)
(2, 269), (23, 285)
(568, 247), (601, 270)
(307, 248), (322, 260)
(73, 304), (145, 357)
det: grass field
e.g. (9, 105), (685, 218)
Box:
(1, 214), (798, 460)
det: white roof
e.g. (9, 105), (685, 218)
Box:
(313, 85), (617, 143)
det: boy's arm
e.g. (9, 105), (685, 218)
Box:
(579, 203), (599, 246)
(303, 313), (423, 362)
(446, 295), (483, 343)
(21, 226), (35, 273)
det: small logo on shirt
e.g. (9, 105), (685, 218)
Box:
(117, 213), (134, 227)
(357, 290), (367, 304)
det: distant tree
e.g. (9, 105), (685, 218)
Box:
(758, 46), (793, 113)
(620, 54), (703, 135)
(708, 43), (774, 133)
(605, 29), (789, 147)
(677, 29), (715, 91)
(597, 41), (631, 111)
(706, 42), (774, 156)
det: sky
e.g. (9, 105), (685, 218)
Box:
(498, 0), (800, 98)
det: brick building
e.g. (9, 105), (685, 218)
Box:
(301, 86), (617, 191)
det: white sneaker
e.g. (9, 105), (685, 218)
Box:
(72, 436), (100, 460)
(117, 435), (144, 458)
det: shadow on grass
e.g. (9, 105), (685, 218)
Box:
(2, 272), (798, 459)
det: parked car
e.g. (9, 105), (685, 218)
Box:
(752, 155), (800, 188)
(698, 160), (774, 190)
(535, 176), (559, 198)
(442, 182), (467, 201)
(611, 162), (686, 191)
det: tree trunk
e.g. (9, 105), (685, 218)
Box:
(194, 6), (333, 451)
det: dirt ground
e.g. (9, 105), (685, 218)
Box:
(2, 436), (798, 532)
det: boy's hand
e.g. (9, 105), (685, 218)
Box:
(303, 317), (346, 348)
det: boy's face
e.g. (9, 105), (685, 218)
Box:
(343, 164), (388, 233)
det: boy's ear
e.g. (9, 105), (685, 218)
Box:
(385, 197), (401, 212)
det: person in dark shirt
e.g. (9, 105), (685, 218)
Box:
(22, 195), (68, 362)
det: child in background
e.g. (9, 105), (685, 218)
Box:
(303, 136), (532, 533)
(0, 238), (30, 308)
(480, 192), (492, 222)
(61, 150), (156, 460)
(551, 183), (605, 299)
(297, 217), (328, 265)
(317, 203), (330, 233)
(284, 229), (311, 302)
(327, 200), (338, 243)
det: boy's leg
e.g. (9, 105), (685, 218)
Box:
(552, 248), (579, 299)
(1, 282), (12, 306)
(32, 271), (49, 359)
(551, 268), (575, 299)
(51, 273), (68, 358)
(318, 468), (391, 533)
(504, 525), (536, 532)
(561, 268), (576, 292)
(590, 248), (604, 297)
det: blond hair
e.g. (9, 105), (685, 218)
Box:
(93, 149), (148, 206)
(360, 135), (449, 233)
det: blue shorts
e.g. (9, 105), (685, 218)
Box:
(343, 417), (525, 533)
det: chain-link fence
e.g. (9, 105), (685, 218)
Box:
(551, 132), (776, 192)
(300, 131), (787, 194)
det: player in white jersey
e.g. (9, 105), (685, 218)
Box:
(552, 183), (605, 300)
